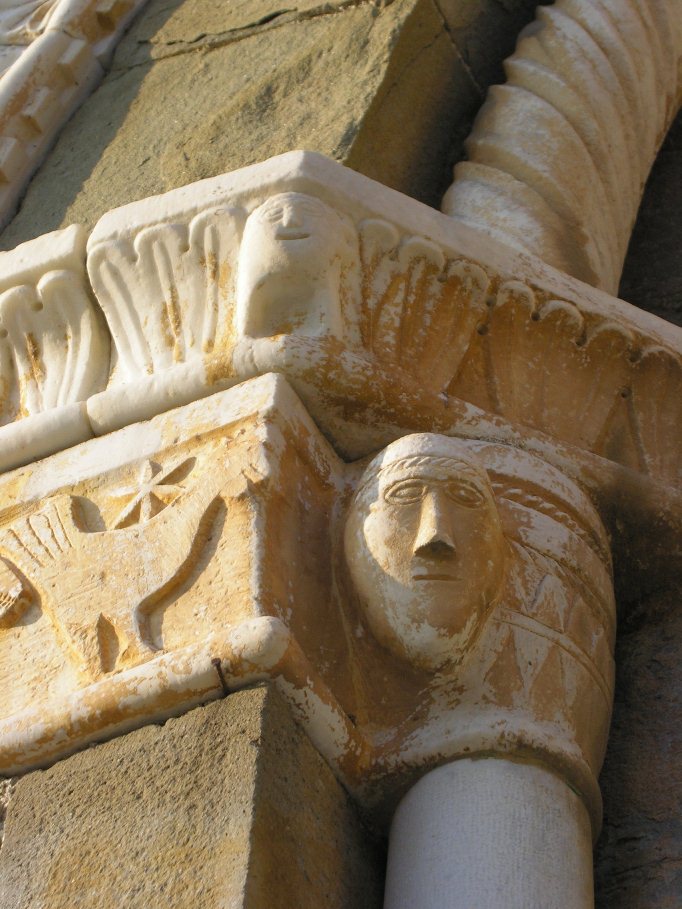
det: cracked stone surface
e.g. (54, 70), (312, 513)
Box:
(0, 0), (543, 248)
(0, 687), (384, 908)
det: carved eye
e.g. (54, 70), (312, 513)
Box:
(265, 206), (284, 222)
(384, 481), (426, 504)
(445, 482), (485, 507)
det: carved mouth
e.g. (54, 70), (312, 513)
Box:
(412, 573), (459, 581)
(276, 229), (311, 240)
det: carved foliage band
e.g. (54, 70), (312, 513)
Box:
(0, 155), (679, 486)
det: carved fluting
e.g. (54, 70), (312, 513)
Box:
(442, 0), (682, 294)
(355, 230), (681, 480)
(87, 208), (242, 380)
(358, 219), (489, 391)
(0, 268), (109, 422)
(0, 154), (678, 488)
(629, 347), (682, 485)
(450, 280), (638, 456)
(0, 0), (148, 230)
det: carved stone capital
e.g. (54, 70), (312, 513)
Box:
(0, 374), (617, 838)
(0, 152), (677, 495)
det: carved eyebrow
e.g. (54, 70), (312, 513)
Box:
(385, 473), (485, 490)
(258, 196), (324, 216)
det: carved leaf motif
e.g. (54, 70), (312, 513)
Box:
(358, 219), (488, 391)
(88, 207), (243, 381)
(0, 269), (109, 420)
(629, 346), (682, 485)
(482, 282), (634, 450)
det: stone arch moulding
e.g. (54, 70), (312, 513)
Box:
(442, 0), (682, 297)
(0, 0), (149, 231)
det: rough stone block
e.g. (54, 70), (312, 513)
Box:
(0, 687), (384, 908)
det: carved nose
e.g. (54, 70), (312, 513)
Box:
(413, 493), (455, 558)
(281, 207), (302, 228)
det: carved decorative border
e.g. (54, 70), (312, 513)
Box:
(0, 151), (678, 488)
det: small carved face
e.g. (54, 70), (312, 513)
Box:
(236, 192), (357, 339)
(344, 438), (506, 670)
(243, 193), (344, 260)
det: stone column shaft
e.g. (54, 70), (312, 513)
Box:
(384, 759), (594, 909)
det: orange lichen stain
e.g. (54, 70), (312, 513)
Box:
(162, 285), (184, 362)
(218, 261), (232, 298)
(203, 349), (237, 387)
(24, 332), (43, 386)
(200, 251), (219, 285)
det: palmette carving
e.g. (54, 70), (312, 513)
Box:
(0, 154), (678, 487)
(629, 346), (682, 484)
(358, 219), (489, 390)
(0, 268), (109, 421)
(88, 207), (243, 380)
(452, 281), (638, 454)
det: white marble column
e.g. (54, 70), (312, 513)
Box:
(384, 758), (594, 909)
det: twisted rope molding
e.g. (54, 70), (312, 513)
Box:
(442, 0), (682, 296)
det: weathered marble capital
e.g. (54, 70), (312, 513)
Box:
(341, 433), (615, 830)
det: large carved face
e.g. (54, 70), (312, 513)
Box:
(344, 435), (506, 670)
(236, 192), (357, 339)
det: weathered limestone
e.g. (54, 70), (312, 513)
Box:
(0, 0), (679, 901)
(0, 687), (384, 909)
(0, 371), (618, 906)
(0, 145), (678, 905)
(0, 0), (552, 248)
(0, 152), (679, 491)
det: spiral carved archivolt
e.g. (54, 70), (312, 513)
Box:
(442, 0), (682, 296)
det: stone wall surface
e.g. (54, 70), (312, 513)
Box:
(0, 0), (544, 249)
(0, 686), (384, 908)
(619, 109), (682, 328)
(595, 590), (682, 907)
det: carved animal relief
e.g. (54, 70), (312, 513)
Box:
(0, 458), (222, 679)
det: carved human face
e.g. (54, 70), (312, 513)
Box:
(236, 192), (356, 339)
(344, 438), (506, 670)
(242, 192), (346, 264)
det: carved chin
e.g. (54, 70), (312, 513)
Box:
(377, 602), (489, 671)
